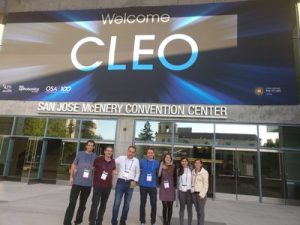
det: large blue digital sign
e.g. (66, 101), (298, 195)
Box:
(0, 0), (298, 104)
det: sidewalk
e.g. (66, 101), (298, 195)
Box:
(0, 181), (299, 225)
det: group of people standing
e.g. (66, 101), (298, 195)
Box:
(63, 140), (209, 225)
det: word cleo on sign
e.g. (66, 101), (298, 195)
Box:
(71, 34), (198, 72)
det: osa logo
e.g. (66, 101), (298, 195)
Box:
(45, 86), (58, 93)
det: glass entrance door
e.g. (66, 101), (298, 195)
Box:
(215, 148), (259, 201)
(261, 150), (300, 205)
(21, 138), (43, 182)
(8, 137), (29, 180)
(56, 140), (77, 183)
(41, 138), (78, 184)
(42, 139), (62, 182)
(284, 151), (300, 205)
(261, 150), (285, 203)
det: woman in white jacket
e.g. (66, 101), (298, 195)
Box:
(191, 159), (209, 225)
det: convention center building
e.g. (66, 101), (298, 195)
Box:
(0, 0), (300, 205)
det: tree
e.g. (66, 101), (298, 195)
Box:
(263, 139), (280, 148)
(81, 120), (102, 139)
(138, 121), (154, 141)
(22, 118), (46, 136)
(47, 119), (68, 137)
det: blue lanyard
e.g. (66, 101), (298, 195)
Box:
(147, 160), (154, 172)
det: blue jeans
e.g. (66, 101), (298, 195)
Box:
(111, 179), (134, 225)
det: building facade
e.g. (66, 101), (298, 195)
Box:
(0, 0), (300, 206)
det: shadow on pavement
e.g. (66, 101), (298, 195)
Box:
(159, 217), (226, 225)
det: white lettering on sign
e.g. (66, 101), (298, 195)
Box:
(37, 102), (228, 119)
(71, 34), (198, 72)
(101, 13), (170, 25)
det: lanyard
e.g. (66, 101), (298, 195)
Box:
(125, 158), (134, 171)
(85, 153), (93, 169)
(147, 160), (154, 172)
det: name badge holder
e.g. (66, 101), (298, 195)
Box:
(101, 171), (108, 180)
(123, 170), (130, 180)
(83, 154), (94, 179)
(147, 173), (153, 182)
(164, 180), (170, 189)
(83, 169), (90, 179)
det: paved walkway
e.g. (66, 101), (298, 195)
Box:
(0, 181), (299, 225)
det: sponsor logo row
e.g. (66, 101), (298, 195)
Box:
(1, 84), (72, 94)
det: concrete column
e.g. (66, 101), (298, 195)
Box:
(37, 139), (48, 179)
(3, 138), (14, 176)
(114, 118), (135, 157)
(0, 13), (4, 46)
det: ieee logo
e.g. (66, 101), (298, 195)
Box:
(1, 84), (13, 93)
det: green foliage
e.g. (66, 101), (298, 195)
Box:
(22, 118), (46, 136)
(81, 120), (103, 139)
(138, 121), (154, 141)
(47, 119), (68, 137)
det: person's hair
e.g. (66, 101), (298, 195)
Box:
(162, 152), (172, 164)
(178, 156), (189, 177)
(86, 140), (95, 148)
(194, 159), (203, 172)
(194, 159), (203, 164)
(147, 147), (155, 153)
(162, 152), (174, 174)
(104, 145), (113, 151)
(128, 145), (136, 152)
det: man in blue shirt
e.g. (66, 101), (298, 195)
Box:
(63, 140), (97, 225)
(139, 147), (160, 225)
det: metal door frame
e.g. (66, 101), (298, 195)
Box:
(215, 147), (259, 202)
(21, 137), (43, 183)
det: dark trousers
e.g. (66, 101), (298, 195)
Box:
(192, 194), (207, 225)
(89, 186), (112, 225)
(162, 201), (173, 225)
(139, 186), (157, 224)
(178, 190), (193, 225)
(111, 179), (134, 225)
(63, 185), (92, 225)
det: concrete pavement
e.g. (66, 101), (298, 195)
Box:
(0, 181), (299, 225)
